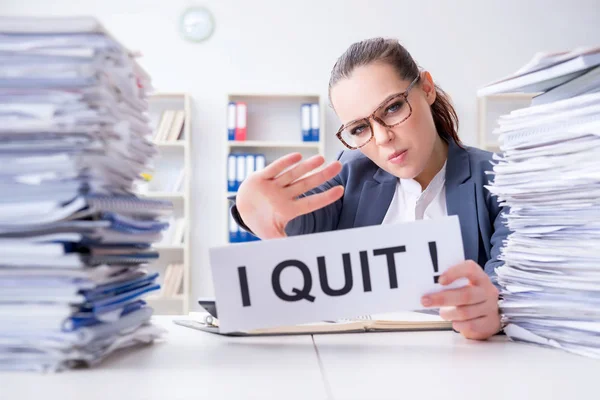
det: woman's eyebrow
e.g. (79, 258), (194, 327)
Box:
(374, 91), (403, 110)
(343, 91), (404, 126)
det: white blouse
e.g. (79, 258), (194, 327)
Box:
(381, 162), (448, 223)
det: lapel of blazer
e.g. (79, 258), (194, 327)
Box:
(351, 140), (479, 264)
(352, 167), (397, 228)
(445, 140), (479, 263)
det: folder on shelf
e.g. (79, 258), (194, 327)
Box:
(245, 154), (255, 180)
(301, 103), (311, 142)
(310, 103), (320, 142)
(235, 154), (246, 190)
(235, 102), (247, 141)
(227, 154), (237, 192)
(255, 154), (266, 172)
(162, 263), (183, 297)
(166, 110), (185, 141)
(172, 219), (185, 245)
(227, 102), (236, 141)
(228, 213), (239, 243)
(239, 225), (249, 242)
(154, 110), (175, 141)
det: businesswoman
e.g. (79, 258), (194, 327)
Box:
(231, 38), (509, 340)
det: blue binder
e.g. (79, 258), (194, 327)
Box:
(255, 154), (266, 172)
(227, 102), (236, 141)
(301, 103), (311, 142)
(236, 153), (246, 191)
(310, 103), (320, 142)
(239, 225), (249, 242)
(245, 154), (255, 180)
(229, 213), (239, 243)
(227, 154), (237, 192)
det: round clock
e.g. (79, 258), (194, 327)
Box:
(180, 7), (215, 42)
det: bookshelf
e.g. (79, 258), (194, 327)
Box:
(477, 93), (537, 152)
(139, 92), (192, 315)
(225, 93), (326, 244)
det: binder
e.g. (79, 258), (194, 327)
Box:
(166, 110), (185, 141)
(235, 102), (247, 141)
(255, 154), (266, 172)
(245, 154), (255, 180)
(310, 103), (320, 142)
(235, 154), (246, 190)
(229, 212), (239, 243)
(227, 102), (236, 141)
(301, 103), (311, 142)
(239, 225), (249, 242)
(176, 309), (452, 337)
(227, 154), (237, 192)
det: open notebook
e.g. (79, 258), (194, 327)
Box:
(173, 311), (452, 337)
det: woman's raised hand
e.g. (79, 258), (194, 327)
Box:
(235, 153), (344, 239)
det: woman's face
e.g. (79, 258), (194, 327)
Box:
(330, 62), (441, 182)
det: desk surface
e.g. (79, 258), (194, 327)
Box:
(0, 316), (327, 400)
(314, 330), (600, 400)
(1, 316), (598, 400)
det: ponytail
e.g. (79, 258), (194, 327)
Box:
(431, 85), (461, 146)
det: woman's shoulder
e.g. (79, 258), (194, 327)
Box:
(462, 144), (497, 175)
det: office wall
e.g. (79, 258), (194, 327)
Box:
(3, 0), (599, 306)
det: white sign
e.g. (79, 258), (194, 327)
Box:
(209, 215), (466, 333)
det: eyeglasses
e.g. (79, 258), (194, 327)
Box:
(335, 74), (420, 150)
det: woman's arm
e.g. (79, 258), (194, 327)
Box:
(484, 203), (511, 278)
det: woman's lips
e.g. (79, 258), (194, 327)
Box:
(388, 149), (408, 164)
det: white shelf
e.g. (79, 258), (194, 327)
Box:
(227, 140), (321, 149)
(229, 92), (320, 98)
(477, 92), (537, 152)
(155, 141), (186, 148)
(140, 92), (192, 316)
(225, 93), (326, 246)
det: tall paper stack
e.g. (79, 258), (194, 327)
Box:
(0, 16), (172, 372)
(479, 46), (600, 358)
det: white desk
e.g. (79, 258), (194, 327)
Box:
(0, 316), (328, 400)
(314, 330), (600, 400)
(2, 317), (598, 400)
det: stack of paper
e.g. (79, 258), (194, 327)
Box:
(479, 47), (600, 358)
(0, 16), (172, 372)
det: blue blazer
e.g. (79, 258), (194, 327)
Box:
(232, 140), (509, 277)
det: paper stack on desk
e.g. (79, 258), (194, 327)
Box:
(480, 47), (600, 358)
(0, 16), (172, 372)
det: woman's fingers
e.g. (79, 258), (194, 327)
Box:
(275, 155), (326, 187)
(438, 260), (488, 286)
(294, 186), (344, 217)
(286, 161), (343, 198)
(261, 152), (303, 179)
(422, 285), (486, 308)
(439, 301), (490, 322)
